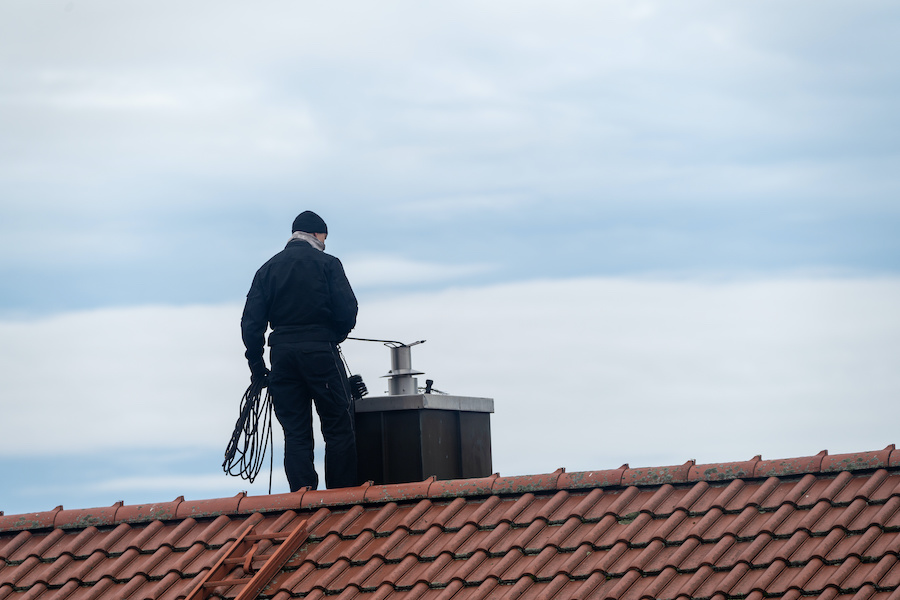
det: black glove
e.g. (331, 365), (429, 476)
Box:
(250, 364), (270, 388)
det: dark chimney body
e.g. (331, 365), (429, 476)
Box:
(354, 341), (494, 485)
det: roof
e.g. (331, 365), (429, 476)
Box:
(3, 445), (900, 600)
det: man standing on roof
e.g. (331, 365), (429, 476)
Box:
(241, 210), (358, 491)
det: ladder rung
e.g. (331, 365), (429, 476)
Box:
(246, 532), (289, 542)
(223, 553), (275, 566)
(203, 577), (251, 588)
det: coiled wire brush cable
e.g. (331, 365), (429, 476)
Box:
(222, 346), (363, 494)
(222, 376), (275, 493)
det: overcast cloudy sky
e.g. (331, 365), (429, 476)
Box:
(2, 1), (899, 516)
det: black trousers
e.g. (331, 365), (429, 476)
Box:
(268, 342), (358, 491)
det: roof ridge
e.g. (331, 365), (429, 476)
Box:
(2, 444), (897, 533)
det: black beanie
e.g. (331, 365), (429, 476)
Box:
(292, 211), (328, 234)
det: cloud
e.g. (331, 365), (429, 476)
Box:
(343, 255), (495, 289)
(2, 276), (897, 470)
(2, 0), (899, 316)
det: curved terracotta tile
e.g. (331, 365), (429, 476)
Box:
(236, 490), (304, 514)
(54, 503), (123, 531)
(445, 494), (502, 530)
(569, 570), (612, 600)
(630, 509), (689, 546)
(0, 529), (32, 562)
(822, 445), (895, 473)
(531, 544), (577, 581)
(685, 479), (740, 514)
(164, 540), (212, 577)
(531, 572), (571, 600)
(864, 471), (900, 503)
(585, 485), (642, 520)
(466, 549), (514, 585)
(643, 537), (700, 573)
(672, 562), (715, 598)
(679, 506), (725, 540)
(605, 566), (642, 599)
(878, 555), (900, 589)
(659, 480), (710, 515)
(622, 460), (694, 487)
(482, 493), (536, 528)
(114, 497), (184, 525)
(638, 565), (678, 600)
(17, 553), (74, 589)
(309, 556), (353, 594)
(755, 450), (828, 478)
(515, 490), (571, 526)
(433, 578), (466, 600)
(557, 465), (628, 489)
(397, 551), (453, 588)
(491, 469), (565, 495)
(310, 505), (363, 540)
(364, 478), (435, 504)
(269, 559), (319, 595)
(468, 576), (500, 600)
(393, 499), (435, 532)
(0, 506), (61, 533)
(339, 504), (397, 540)
(773, 499), (832, 537)
(593, 539), (630, 573)
(694, 561), (751, 598)
(825, 497), (873, 532)
(401, 524), (445, 560)
(544, 516), (586, 551)
(485, 519), (548, 553)
(50, 525), (101, 564)
(406, 498), (466, 534)
(301, 483), (372, 509)
(745, 476), (786, 509)
(423, 523), (477, 559)
(562, 488), (605, 521)
(843, 554), (898, 590)
(638, 484), (676, 515)
(426, 474), (499, 499)
(847, 524), (885, 559)
(338, 554), (388, 593)
(787, 527), (842, 565)
(689, 457), (760, 482)
(421, 497), (467, 531)
(833, 469), (890, 504)
(170, 493), (242, 520)
(780, 473), (821, 508)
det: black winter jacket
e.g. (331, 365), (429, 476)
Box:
(241, 240), (358, 373)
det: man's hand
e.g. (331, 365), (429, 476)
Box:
(251, 365), (270, 388)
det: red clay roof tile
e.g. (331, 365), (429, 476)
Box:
(5, 446), (900, 599)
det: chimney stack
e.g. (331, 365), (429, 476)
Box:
(354, 341), (493, 485)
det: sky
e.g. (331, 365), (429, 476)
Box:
(1, 0), (899, 516)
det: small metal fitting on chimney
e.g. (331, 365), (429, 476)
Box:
(384, 340), (425, 396)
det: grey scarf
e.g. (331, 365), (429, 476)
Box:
(289, 231), (325, 251)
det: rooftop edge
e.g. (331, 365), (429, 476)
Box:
(1, 444), (896, 533)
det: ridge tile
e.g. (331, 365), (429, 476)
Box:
(822, 445), (895, 473)
(688, 457), (761, 482)
(621, 460), (694, 486)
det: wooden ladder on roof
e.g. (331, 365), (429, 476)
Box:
(185, 518), (309, 600)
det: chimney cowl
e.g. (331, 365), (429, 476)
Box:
(383, 340), (425, 396)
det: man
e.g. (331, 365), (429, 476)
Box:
(241, 210), (359, 491)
